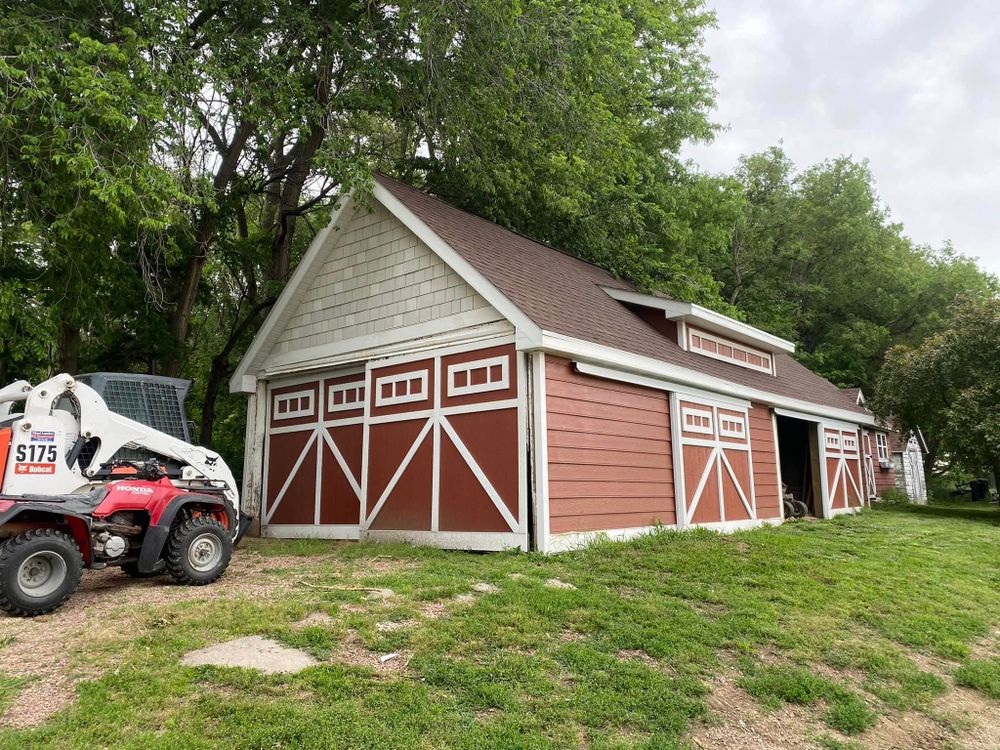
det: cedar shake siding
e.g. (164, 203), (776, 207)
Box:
(544, 357), (675, 533)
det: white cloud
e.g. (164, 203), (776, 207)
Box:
(687, 0), (1000, 275)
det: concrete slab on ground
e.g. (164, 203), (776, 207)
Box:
(181, 635), (317, 674)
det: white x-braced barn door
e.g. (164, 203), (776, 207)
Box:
(823, 427), (865, 512)
(262, 372), (365, 535)
(677, 397), (757, 526)
(363, 344), (524, 540)
(861, 430), (877, 500)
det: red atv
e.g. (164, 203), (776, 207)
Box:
(0, 461), (235, 616)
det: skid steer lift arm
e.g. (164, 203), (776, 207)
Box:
(1, 374), (240, 525)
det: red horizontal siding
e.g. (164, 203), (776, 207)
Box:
(874, 465), (897, 493)
(545, 357), (675, 533)
(748, 403), (781, 519)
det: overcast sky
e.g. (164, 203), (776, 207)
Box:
(684, 0), (1000, 276)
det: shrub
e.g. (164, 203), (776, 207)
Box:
(876, 488), (910, 505)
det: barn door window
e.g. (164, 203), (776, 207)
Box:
(447, 355), (509, 397)
(682, 407), (714, 435)
(375, 370), (428, 407)
(328, 381), (366, 412)
(718, 414), (746, 439)
(273, 390), (315, 420)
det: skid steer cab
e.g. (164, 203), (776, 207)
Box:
(0, 373), (246, 617)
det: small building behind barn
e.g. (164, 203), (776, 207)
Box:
(232, 175), (907, 552)
(843, 389), (928, 505)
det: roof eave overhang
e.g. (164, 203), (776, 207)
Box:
(602, 287), (796, 354)
(535, 330), (878, 428)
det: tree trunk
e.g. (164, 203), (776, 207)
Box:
(164, 121), (253, 376)
(199, 298), (276, 447)
(57, 322), (81, 375)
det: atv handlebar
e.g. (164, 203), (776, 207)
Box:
(107, 460), (168, 481)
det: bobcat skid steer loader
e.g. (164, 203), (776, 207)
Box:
(0, 373), (245, 616)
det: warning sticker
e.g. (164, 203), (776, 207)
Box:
(14, 463), (57, 475)
(30, 431), (55, 443)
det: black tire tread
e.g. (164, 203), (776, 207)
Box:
(0, 528), (83, 617)
(120, 561), (161, 579)
(165, 516), (230, 586)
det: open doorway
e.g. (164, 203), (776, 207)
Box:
(776, 416), (824, 518)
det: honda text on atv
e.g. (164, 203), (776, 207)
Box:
(0, 374), (246, 616)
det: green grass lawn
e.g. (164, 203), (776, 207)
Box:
(0, 501), (997, 749)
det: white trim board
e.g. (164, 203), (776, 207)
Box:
(262, 309), (507, 375)
(774, 408), (860, 433)
(363, 529), (527, 552)
(545, 517), (782, 553)
(263, 524), (361, 540)
(574, 362), (751, 409)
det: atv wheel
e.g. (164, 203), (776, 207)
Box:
(0, 529), (83, 617)
(165, 516), (232, 585)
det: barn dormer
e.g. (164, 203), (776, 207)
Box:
(602, 288), (795, 377)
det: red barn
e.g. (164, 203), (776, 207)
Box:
(232, 175), (890, 552)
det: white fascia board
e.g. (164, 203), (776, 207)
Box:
(260, 318), (513, 380)
(773, 408), (860, 432)
(602, 287), (796, 354)
(373, 182), (543, 348)
(229, 195), (356, 393)
(539, 330), (877, 428)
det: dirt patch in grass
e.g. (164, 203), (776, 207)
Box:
(907, 650), (955, 678)
(968, 627), (999, 661)
(933, 686), (1000, 750)
(0, 551), (330, 727)
(692, 665), (1000, 750)
(418, 601), (449, 619)
(331, 630), (411, 675)
(690, 673), (826, 749)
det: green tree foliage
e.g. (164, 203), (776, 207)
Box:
(0, 3), (995, 482)
(710, 147), (996, 390)
(0, 0), (728, 470)
(872, 296), (1000, 483)
(0, 1), (185, 380)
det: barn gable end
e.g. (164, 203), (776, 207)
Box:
(251, 199), (507, 377)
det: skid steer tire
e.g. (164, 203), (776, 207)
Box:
(0, 529), (83, 617)
(165, 516), (232, 586)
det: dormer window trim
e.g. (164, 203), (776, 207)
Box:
(688, 327), (775, 375)
(602, 287), (796, 356)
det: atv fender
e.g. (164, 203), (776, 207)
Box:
(136, 494), (235, 574)
(0, 502), (94, 563)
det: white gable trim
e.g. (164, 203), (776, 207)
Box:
(231, 184), (544, 393)
(372, 182), (542, 347)
(231, 195), (356, 393)
(539, 330), (877, 428)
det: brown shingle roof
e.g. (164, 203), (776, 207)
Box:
(377, 174), (867, 416)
